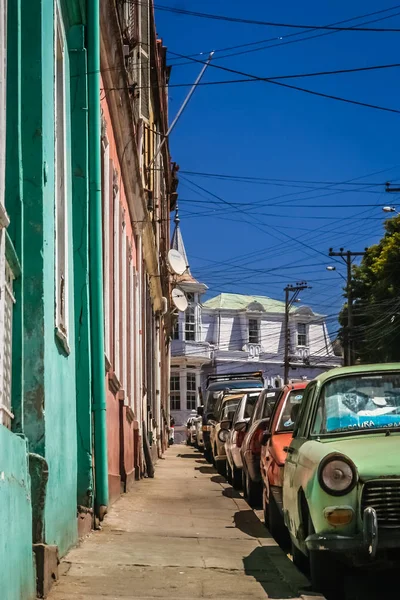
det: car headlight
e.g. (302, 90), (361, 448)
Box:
(318, 454), (357, 496)
(218, 429), (229, 443)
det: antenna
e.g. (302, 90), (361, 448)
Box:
(167, 249), (187, 276)
(171, 288), (188, 312)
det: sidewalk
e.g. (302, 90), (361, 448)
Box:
(48, 445), (320, 600)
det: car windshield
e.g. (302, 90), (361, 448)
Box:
(276, 390), (305, 432)
(312, 373), (400, 435)
(220, 399), (241, 420)
(209, 379), (264, 391)
(244, 393), (260, 419)
(262, 391), (281, 418)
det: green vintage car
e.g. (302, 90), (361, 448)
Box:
(282, 364), (400, 595)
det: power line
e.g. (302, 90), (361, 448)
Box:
(167, 50), (400, 115)
(167, 5), (400, 65)
(152, 3), (400, 32)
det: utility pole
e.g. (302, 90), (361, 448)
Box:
(284, 282), (311, 385)
(328, 248), (366, 366)
(385, 182), (400, 193)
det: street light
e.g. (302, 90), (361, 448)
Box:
(382, 206), (399, 215)
(326, 266), (346, 282)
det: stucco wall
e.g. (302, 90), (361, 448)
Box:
(0, 428), (35, 600)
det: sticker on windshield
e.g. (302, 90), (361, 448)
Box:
(284, 419), (294, 428)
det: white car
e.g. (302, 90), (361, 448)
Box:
(186, 413), (199, 446)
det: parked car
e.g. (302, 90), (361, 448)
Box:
(282, 364), (400, 597)
(209, 392), (244, 476)
(195, 406), (205, 449)
(202, 372), (265, 463)
(225, 391), (261, 488)
(186, 412), (199, 446)
(240, 388), (282, 506)
(260, 382), (308, 546)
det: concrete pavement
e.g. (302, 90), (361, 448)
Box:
(48, 445), (321, 600)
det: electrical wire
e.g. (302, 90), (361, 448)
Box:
(152, 3), (400, 32)
(167, 50), (400, 115)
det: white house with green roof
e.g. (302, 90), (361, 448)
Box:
(169, 212), (341, 439)
(201, 292), (341, 386)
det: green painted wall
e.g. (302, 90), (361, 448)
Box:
(0, 429), (35, 599)
(69, 24), (94, 510)
(2, 1), (35, 598)
(20, 0), (79, 557)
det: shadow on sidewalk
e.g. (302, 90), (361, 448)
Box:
(233, 510), (271, 539)
(195, 465), (215, 474)
(243, 546), (305, 599)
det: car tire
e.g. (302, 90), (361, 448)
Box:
(204, 448), (213, 464)
(268, 494), (290, 550)
(226, 461), (233, 484)
(309, 550), (344, 597)
(216, 459), (226, 477)
(232, 466), (242, 489)
(242, 469), (247, 497)
(291, 540), (309, 575)
(246, 471), (262, 508)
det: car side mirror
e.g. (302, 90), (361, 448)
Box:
(220, 419), (231, 430)
(261, 431), (271, 446)
(234, 420), (247, 432)
(197, 405), (204, 417)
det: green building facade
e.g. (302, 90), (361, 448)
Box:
(2, 0), (107, 597)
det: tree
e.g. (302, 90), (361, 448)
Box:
(339, 215), (400, 363)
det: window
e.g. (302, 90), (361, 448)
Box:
(187, 373), (196, 410)
(185, 305), (195, 341)
(55, 11), (69, 344)
(172, 319), (179, 340)
(297, 323), (307, 346)
(248, 319), (259, 344)
(0, 248), (16, 430)
(170, 374), (180, 410)
(101, 127), (111, 360)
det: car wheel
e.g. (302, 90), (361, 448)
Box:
(246, 471), (262, 508)
(309, 550), (344, 597)
(226, 461), (233, 484)
(216, 459), (226, 477)
(291, 540), (309, 575)
(232, 466), (242, 489)
(263, 485), (269, 529)
(268, 494), (290, 550)
(242, 469), (247, 497)
(204, 448), (213, 464)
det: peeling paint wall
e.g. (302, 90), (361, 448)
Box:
(0, 429), (35, 600)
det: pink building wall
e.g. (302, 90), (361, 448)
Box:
(101, 80), (141, 504)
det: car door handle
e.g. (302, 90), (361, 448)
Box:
(283, 446), (296, 454)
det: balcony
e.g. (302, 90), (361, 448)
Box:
(171, 339), (212, 362)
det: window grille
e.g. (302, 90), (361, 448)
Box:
(187, 373), (196, 410)
(1, 260), (15, 429)
(248, 319), (259, 344)
(185, 306), (195, 341)
(170, 373), (180, 410)
(297, 323), (307, 347)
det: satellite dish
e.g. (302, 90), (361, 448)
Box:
(168, 249), (187, 276)
(172, 288), (188, 312)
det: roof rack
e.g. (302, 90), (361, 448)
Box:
(206, 371), (264, 387)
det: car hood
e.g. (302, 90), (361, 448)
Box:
(318, 432), (400, 480)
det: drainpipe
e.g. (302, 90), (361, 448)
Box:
(87, 0), (108, 518)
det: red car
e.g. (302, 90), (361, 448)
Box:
(260, 382), (308, 546)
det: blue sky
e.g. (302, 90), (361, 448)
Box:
(156, 1), (400, 332)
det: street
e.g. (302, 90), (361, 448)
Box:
(48, 445), (313, 600)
